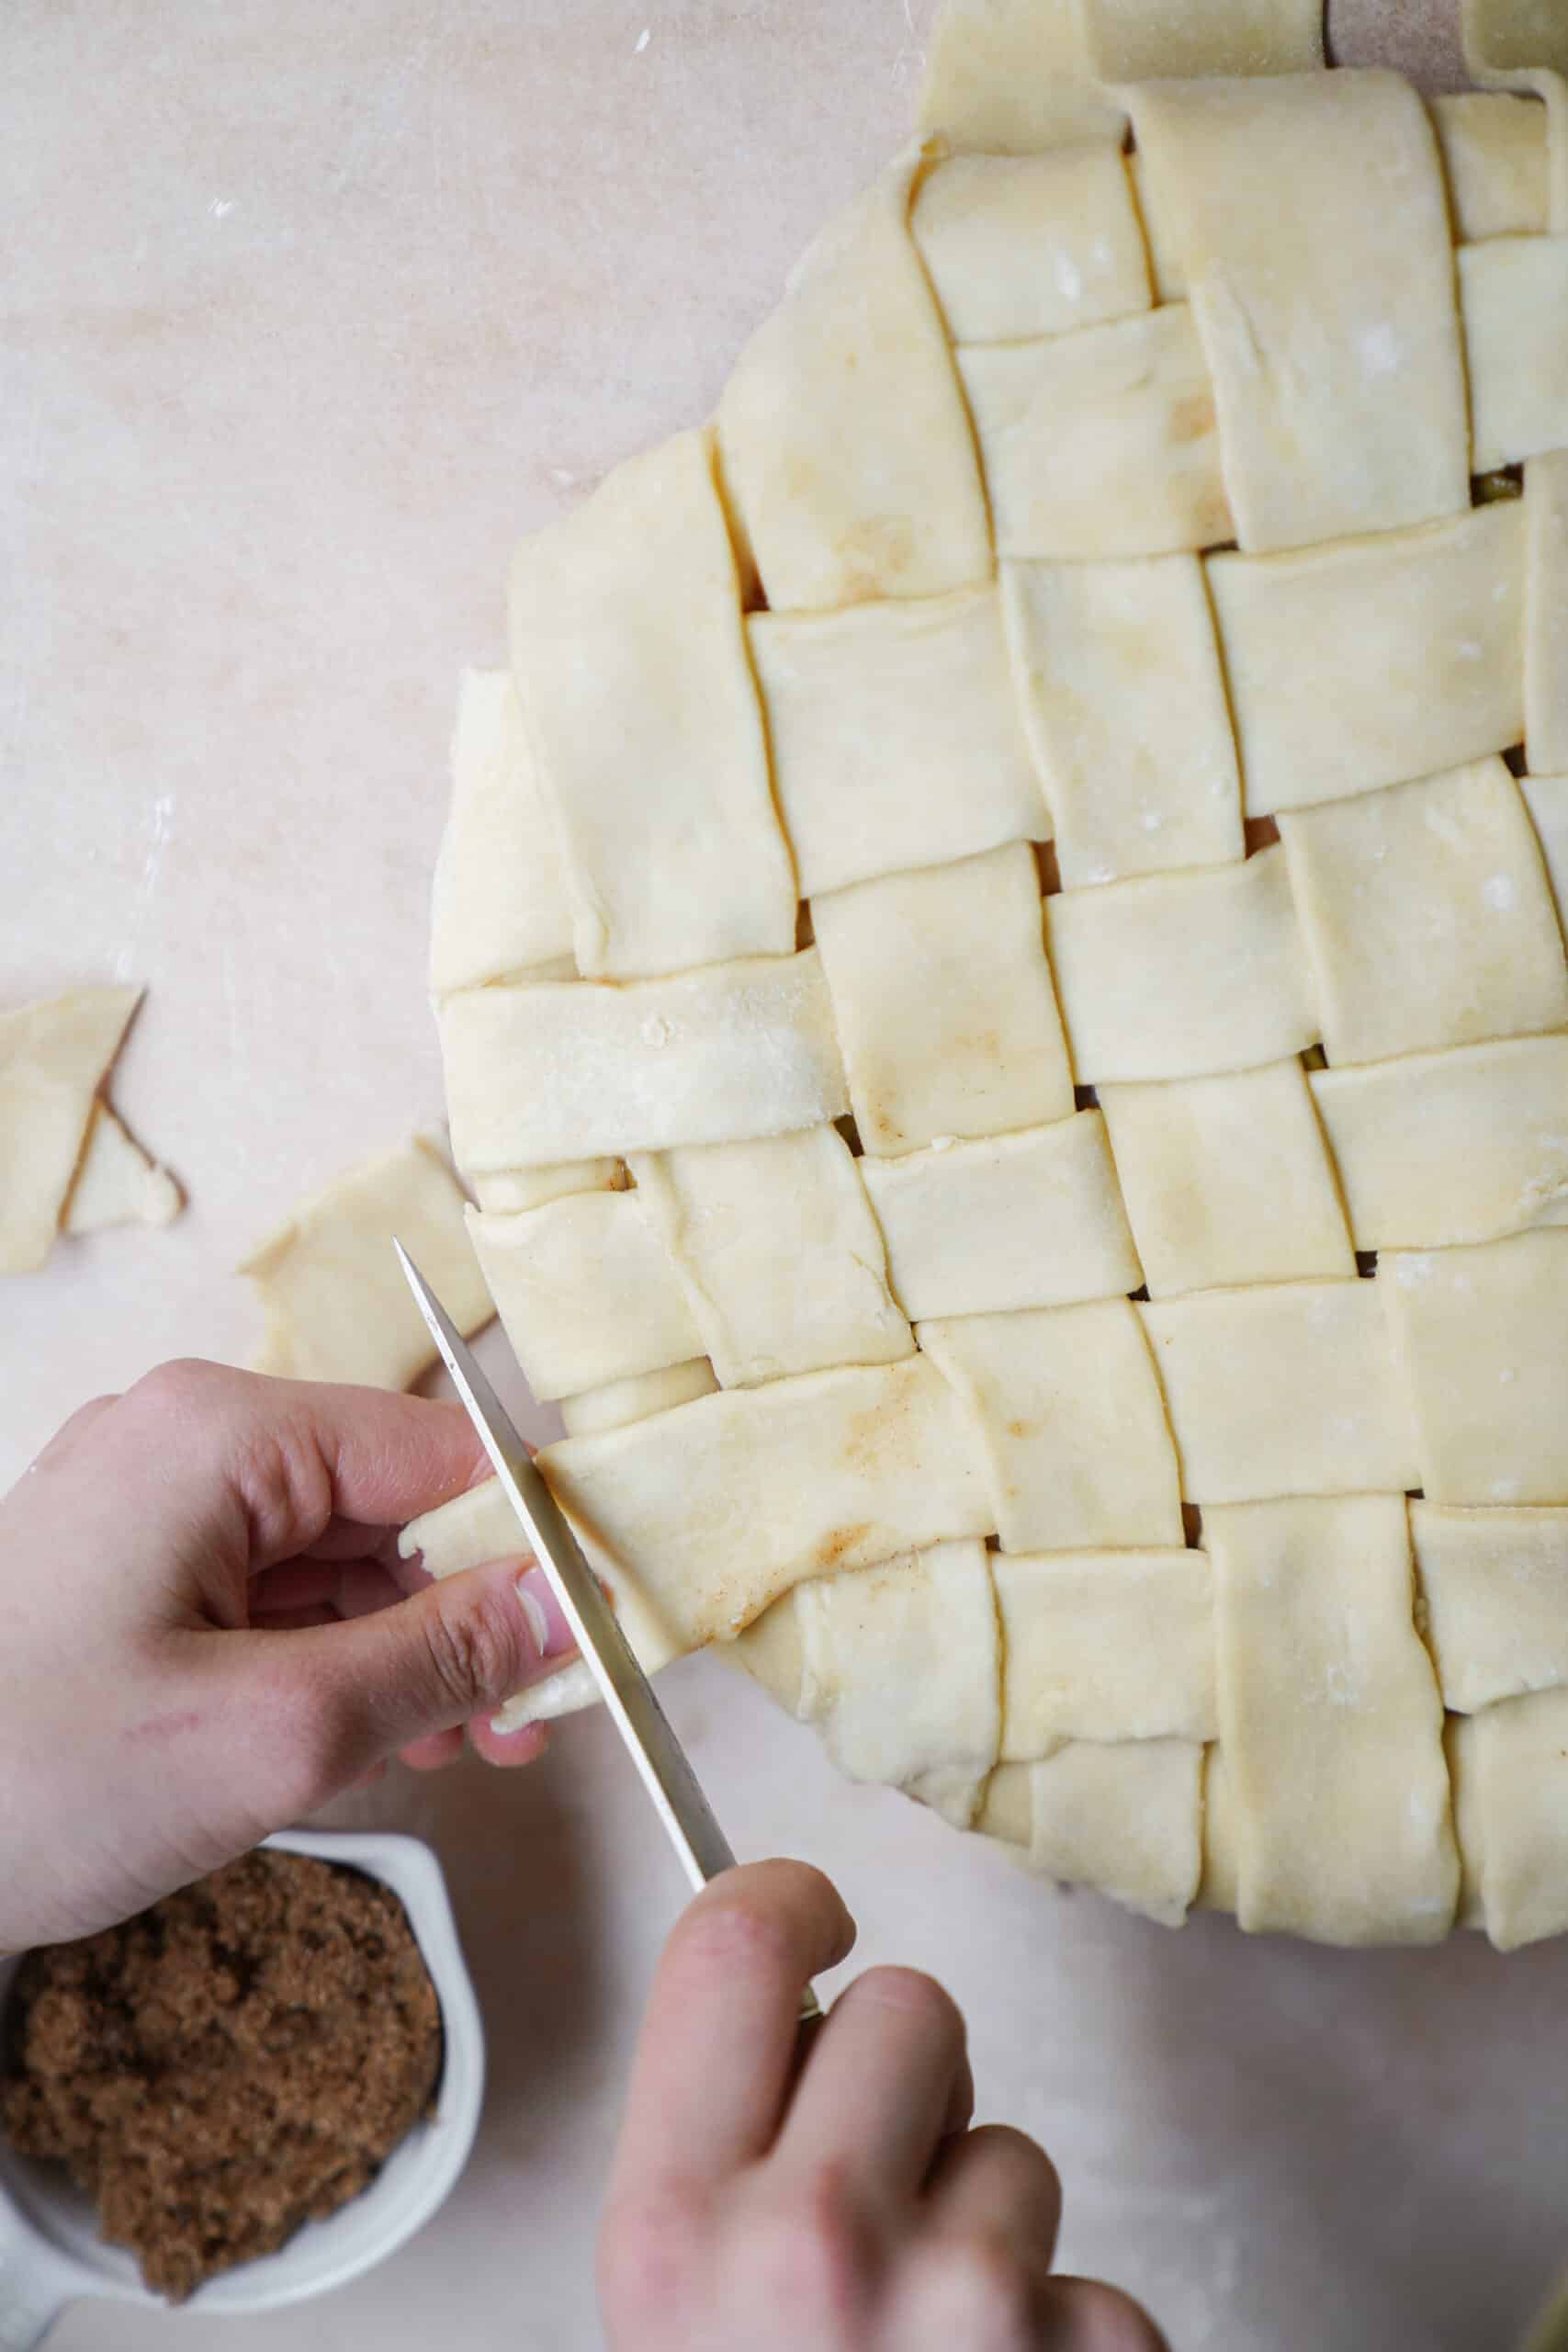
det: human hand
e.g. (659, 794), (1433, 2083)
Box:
(0, 1359), (576, 1953)
(601, 1861), (1167, 2351)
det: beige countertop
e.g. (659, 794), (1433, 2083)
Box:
(5, 4), (1564, 2346)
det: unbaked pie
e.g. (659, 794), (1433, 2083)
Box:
(407, 0), (1568, 1949)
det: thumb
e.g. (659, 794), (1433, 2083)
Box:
(276, 1558), (577, 1780)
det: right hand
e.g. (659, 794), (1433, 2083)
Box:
(600, 1860), (1167, 2350)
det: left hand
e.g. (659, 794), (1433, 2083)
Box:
(0, 1360), (576, 1953)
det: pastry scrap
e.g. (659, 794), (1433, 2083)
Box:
(239, 1135), (491, 1389)
(416, 0), (1568, 1946)
(0, 987), (181, 1273)
(63, 1104), (182, 1237)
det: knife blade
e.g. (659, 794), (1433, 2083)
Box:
(394, 1238), (742, 1892)
(394, 1242), (824, 2026)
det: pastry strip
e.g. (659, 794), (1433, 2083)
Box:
(1140, 1279), (1421, 1504)
(1100, 1060), (1353, 1299)
(861, 1111), (1141, 1322)
(1001, 554), (1243, 888)
(630, 1126), (913, 1388)
(1131, 74), (1469, 553)
(994, 1548), (1216, 1757)
(1207, 1495), (1457, 1945)
(717, 145), (991, 613)
(439, 952), (849, 1172)
(1310, 1035), (1568, 1249)
(749, 586), (1044, 901)
(919, 1300), (1185, 1552)
(812, 844), (1075, 1157)
(466, 1192), (703, 1403)
(537, 1354), (994, 1648)
(510, 429), (796, 981)
(1206, 501), (1526, 815)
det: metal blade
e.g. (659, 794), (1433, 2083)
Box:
(393, 1239), (738, 1894)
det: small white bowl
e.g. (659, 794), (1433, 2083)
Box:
(0, 1829), (485, 2349)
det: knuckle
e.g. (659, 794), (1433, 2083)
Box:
(130, 1357), (224, 1415)
(422, 1585), (525, 1713)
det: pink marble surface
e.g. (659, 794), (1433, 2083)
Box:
(5, 5), (1566, 2346)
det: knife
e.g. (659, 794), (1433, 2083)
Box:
(394, 1240), (823, 2024)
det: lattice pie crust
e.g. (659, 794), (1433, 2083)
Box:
(407, 0), (1568, 1949)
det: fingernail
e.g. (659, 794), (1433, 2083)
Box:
(516, 1565), (576, 1659)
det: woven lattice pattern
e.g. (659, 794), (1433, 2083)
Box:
(415, 4), (1568, 1950)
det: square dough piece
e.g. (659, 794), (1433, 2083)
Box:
(1043, 846), (1318, 1084)
(993, 1549), (1216, 1758)
(1458, 237), (1568, 469)
(1279, 760), (1568, 1067)
(1429, 92), (1549, 238)
(62, 1103), (180, 1237)
(1310, 1035), (1568, 1250)
(1205, 501), (1527, 815)
(439, 952), (849, 1173)
(1139, 1280), (1422, 1504)
(466, 1192), (702, 1403)
(955, 306), (1234, 560)
(629, 1125), (912, 1389)
(1001, 555), (1244, 888)
(811, 844), (1074, 1158)
(538, 1353), (994, 1648)
(1081, 0), (1323, 77)
(1130, 74), (1470, 554)
(796, 1540), (1002, 1827)
(1100, 1059), (1353, 1300)
(716, 144), (990, 614)
(1206, 1496), (1457, 1946)
(428, 671), (576, 996)
(510, 429), (795, 983)
(749, 587), (1045, 901)
(919, 1300), (1184, 1553)
(1527, 451), (1568, 774)
(1000, 1739), (1206, 1928)
(910, 147), (1150, 344)
(241, 1137), (493, 1391)
(860, 1110), (1141, 1322)
(916, 0), (1126, 155)
(1385, 1231), (1568, 1505)
(1461, 0), (1568, 78)
(0, 986), (142, 1274)
(1413, 1502), (1568, 1712)
(1452, 1687), (1568, 1951)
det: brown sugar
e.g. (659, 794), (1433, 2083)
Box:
(0, 1849), (443, 2301)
